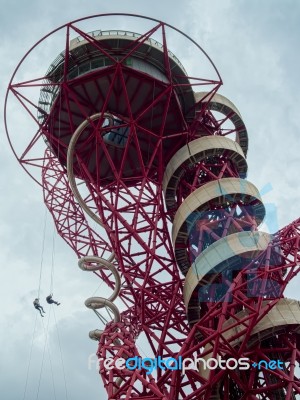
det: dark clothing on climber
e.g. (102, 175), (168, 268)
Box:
(33, 298), (45, 317)
(46, 294), (60, 306)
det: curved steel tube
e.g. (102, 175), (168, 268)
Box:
(67, 112), (110, 227)
(78, 254), (120, 302)
(67, 116), (122, 339)
(85, 297), (121, 323)
(77, 251), (121, 339)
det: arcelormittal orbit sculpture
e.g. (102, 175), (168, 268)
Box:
(5, 14), (300, 399)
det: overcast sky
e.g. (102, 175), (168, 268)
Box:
(1, 1), (300, 399)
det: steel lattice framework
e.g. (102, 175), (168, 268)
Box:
(5, 14), (300, 400)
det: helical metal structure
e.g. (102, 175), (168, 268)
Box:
(67, 112), (118, 228)
(78, 254), (121, 340)
(164, 92), (300, 399)
(5, 14), (300, 399)
(67, 114), (122, 339)
(163, 91), (268, 318)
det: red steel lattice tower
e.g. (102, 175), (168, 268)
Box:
(5, 14), (300, 400)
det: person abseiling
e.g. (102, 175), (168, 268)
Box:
(46, 294), (60, 306)
(33, 298), (45, 317)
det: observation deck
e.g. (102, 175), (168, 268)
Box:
(38, 30), (196, 186)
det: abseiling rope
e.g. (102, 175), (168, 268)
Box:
(53, 307), (68, 400)
(66, 114), (122, 339)
(36, 309), (56, 400)
(50, 227), (56, 294)
(24, 207), (47, 399)
(22, 313), (38, 400)
(37, 208), (48, 298)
